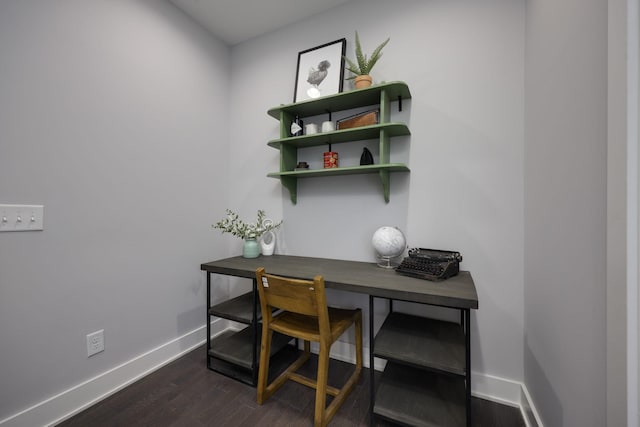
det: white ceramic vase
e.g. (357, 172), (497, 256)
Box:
(260, 230), (275, 256)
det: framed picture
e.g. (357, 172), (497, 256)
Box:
(294, 38), (346, 102)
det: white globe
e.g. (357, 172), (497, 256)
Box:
(372, 226), (406, 258)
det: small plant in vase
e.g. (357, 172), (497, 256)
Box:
(344, 31), (390, 89)
(213, 209), (282, 258)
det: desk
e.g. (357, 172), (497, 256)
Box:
(201, 255), (478, 426)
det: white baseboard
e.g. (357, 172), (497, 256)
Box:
(0, 318), (228, 427)
(470, 372), (543, 426)
(471, 371), (523, 407)
(1, 323), (543, 427)
(520, 382), (544, 427)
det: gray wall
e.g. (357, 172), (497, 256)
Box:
(0, 0), (230, 419)
(524, 0), (607, 425)
(228, 0), (526, 384)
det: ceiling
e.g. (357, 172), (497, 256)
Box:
(169, 0), (352, 46)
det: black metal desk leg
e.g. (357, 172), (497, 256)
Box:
(206, 272), (211, 369)
(369, 294), (375, 426)
(465, 308), (471, 427)
(252, 278), (258, 385)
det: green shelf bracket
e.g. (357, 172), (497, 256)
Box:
(280, 176), (297, 205)
(379, 169), (391, 203)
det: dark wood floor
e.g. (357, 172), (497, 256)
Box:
(57, 346), (524, 426)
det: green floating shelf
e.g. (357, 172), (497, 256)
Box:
(267, 81), (411, 119)
(267, 123), (410, 149)
(267, 164), (409, 204)
(267, 163), (409, 178)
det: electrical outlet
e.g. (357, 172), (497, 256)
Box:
(86, 329), (104, 357)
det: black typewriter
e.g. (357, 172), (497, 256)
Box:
(396, 248), (462, 281)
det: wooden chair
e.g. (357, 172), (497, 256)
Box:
(255, 267), (363, 427)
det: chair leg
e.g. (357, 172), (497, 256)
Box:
(314, 342), (331, 427)
(256, 328), (273, 405)
(323, 315), (364, 424)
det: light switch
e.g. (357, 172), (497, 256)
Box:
(0, 204), (44, 232)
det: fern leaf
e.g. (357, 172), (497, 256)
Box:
(355, 31), (367, 73)
(366, 37), (390, 73)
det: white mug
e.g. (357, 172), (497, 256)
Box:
(321, 121), (335, 132)
(305, 123), (318, 135)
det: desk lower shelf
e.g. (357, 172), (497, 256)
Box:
(374, 362), (466, 427)
(374, 312), (466, 376)
(209, 325), (292, 370)
(209, 292), (258, 324)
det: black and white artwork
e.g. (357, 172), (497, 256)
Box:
(294, 39), (346, 102)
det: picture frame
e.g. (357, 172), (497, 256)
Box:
(294, 38), (346, 102)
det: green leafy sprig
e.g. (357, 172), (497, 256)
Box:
(212, 209), (282, 239)
(344, 31), (390, 79)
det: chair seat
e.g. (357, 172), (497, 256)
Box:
(271, 307), (360, 343)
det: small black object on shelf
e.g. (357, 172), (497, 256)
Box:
(294, 161), (309, 171)
(360, 147), (374, 165)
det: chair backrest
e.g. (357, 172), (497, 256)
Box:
(255, 267), (329, 326)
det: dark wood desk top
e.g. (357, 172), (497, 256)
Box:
(201, 255), (478, 310)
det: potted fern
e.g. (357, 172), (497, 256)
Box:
(344, 31), (390, 89)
